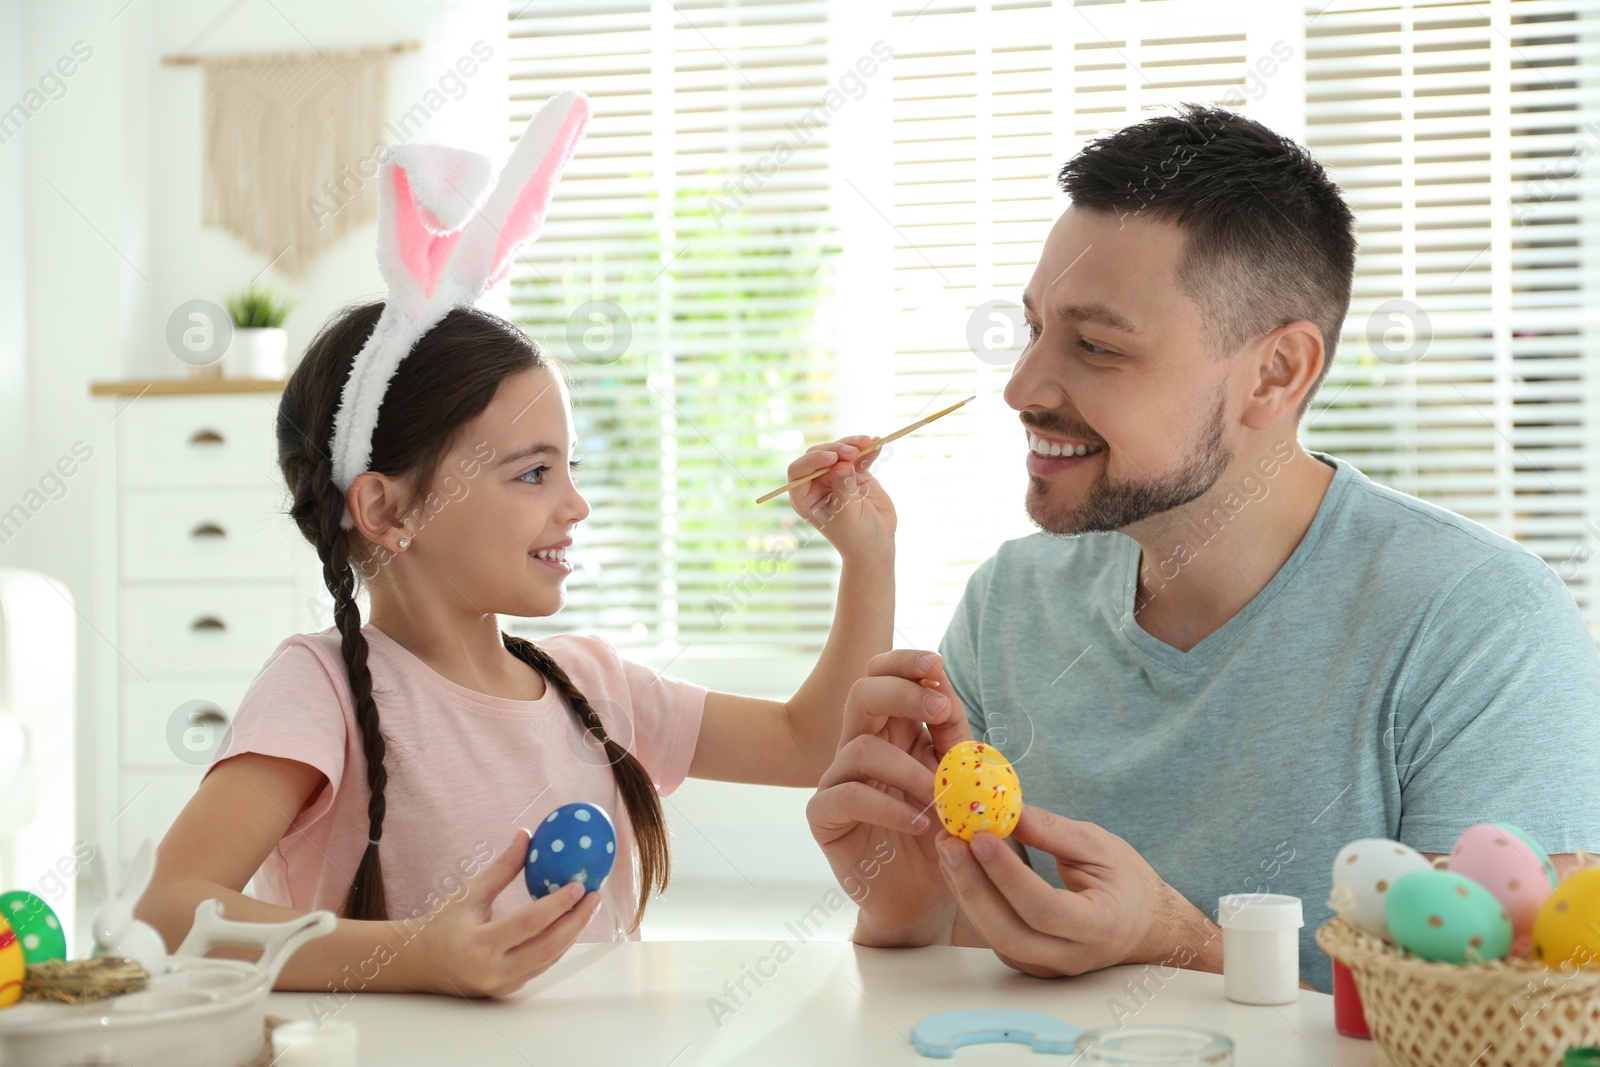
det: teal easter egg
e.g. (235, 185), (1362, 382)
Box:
(1386, 870), (1513, 963)
(0, 891), (68, 965)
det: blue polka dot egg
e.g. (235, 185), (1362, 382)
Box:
(525, 801), (618, 899)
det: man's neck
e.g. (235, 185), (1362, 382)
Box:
(1126, 443), (1336, 652)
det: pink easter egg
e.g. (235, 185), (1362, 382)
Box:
(1448, 822), (1555, 942)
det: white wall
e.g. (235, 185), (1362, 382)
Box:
(135, 0), (512, 380)
(0, 4), (28, 519)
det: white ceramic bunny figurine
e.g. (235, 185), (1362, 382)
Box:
(92, 836), (170, 974)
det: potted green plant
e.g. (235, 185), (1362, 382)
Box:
(222, 284), (294, 379)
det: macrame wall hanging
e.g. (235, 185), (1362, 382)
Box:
(161, 1), (418, 277)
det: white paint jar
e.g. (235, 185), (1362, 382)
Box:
(1217, 894), (1303, 1005)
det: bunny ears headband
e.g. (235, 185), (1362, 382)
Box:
(328, 91), (592, 528)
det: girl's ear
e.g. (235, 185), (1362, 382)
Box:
(346, 470), (410, 550)
(447, 91), (592, 298)
(378, 144), (496, 302)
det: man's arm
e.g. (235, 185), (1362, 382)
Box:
(1395, 554), (1600, 859)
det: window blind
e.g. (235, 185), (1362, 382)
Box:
(1299, 0), (1600, 628)
(503, 0), (1600, 667)
(504, 1), (842, 665)
(886, 0), (1600, 646)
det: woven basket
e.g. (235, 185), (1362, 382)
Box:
(1317, 917), (1600, 1066)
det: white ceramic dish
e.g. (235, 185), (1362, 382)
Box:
(0, 900), (336, 1067)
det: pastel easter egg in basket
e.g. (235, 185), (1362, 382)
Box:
(1446, 822), (1555, 953)
(0, 891), (68, 966)
(1329, 838), (1432, 941)
(934, 741), (1022, 842)
(525, 801), (618, 900)
(1385, 868), (1513, 964)
(1495, 823), (1558, 886)
(0, 915), (22, 1008)
(1531, 864), (1600, 969)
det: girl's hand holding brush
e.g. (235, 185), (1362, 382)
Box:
(763, 396), (975, 560)
(783, 434), (897, 560)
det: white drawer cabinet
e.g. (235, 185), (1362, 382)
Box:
(91, 382), (327, 886)
(120, 676), (251, 768)
(120, 490), (302, 582)
(120, 584), (298, 674)
(116, 395), (282, 490)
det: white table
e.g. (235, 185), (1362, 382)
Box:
(264, 941), (1378, 1066)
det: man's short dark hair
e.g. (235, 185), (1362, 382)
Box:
(1057, 104), (1357, 415)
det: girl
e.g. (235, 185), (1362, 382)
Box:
(136, 300), (895, 998)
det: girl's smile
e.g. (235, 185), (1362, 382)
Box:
(530, 538), (573, 576)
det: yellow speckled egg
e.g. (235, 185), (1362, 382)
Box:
(1531, 865), (1600, 969)
(934, 740), (1022, 842)
(0, 914), (23, 1008)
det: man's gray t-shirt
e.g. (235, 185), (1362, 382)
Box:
(939, 450), (1600, 991)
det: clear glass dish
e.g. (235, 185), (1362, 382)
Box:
(1073, 1025), (1235, 1065)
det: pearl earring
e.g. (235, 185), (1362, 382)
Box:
(397, 538), (410, 551)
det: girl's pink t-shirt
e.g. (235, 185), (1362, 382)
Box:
(206, 624), (707, 941)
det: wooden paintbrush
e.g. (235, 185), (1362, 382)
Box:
(755, 395), (977, 504)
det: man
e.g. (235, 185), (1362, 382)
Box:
(807, 104), (1600, 992)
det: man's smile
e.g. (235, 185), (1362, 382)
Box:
(1026, 430), (1104, 458)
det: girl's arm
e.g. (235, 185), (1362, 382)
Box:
(139, 753), (427, 991)
(688, 436), (896, 787)
(138, 752), (595, 996)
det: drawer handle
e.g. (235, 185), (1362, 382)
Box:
(188, 428), (225, 447)
(190, 616), (227, 633)
(188, 706), (229, 726)
(190, 522), (227, 540)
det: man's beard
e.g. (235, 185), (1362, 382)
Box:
(1025, 394), (1231, 536)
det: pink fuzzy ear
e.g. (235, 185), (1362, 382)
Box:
(389, 165), (466, 299)
(478, 93), (591, 291)
(381, 144), (495, 300)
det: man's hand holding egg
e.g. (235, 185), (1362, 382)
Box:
(929, 737), (1219, 980)
(809, 650), (1222, 979)
(933, 796), (1212, 979)
(807, 649), (973, 947)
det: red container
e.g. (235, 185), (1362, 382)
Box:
(1332, 958), (1370, 1039)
